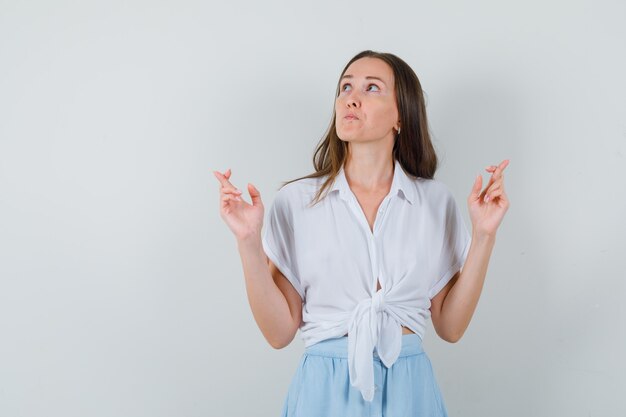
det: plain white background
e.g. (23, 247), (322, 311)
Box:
(1, 0), (625, 416)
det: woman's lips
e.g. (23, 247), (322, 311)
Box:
(344, 115), (359, 120)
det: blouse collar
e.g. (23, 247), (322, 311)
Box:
(330, 158), (415, 205)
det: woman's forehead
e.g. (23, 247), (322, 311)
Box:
(343, 57), (394, 85)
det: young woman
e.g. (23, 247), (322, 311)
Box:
(213, 50), (510, 417)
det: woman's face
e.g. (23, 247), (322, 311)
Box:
(335, 57), (399, 143)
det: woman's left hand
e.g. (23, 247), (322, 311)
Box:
(468, 159), (510, 237)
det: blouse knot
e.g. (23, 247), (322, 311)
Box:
(371, 288), (385, 313)
(347, 288), (403, 402)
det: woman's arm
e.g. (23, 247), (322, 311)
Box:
(430, 232), (495, 342)
(238, 234), (302, 349)
(430, 159), (509, 343)
(213, 168), (301, 349)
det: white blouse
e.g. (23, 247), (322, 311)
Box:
(262, 158), (472, 402)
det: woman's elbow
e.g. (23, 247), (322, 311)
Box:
(268, 332), (296, 349)
(267, 322), (299, 349)
(436, 326), (464, 343)
(443, 333), (462, 343)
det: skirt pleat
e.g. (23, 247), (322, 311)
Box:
(280, 334), (448, 417)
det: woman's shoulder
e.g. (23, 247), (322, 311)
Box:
(271, 176), (321, 208)
(276, 176), (320, 195)
(412, 176), (454, 197)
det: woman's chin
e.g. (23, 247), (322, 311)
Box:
(337, 130), (360, 141)
(338, 134), (370, 143)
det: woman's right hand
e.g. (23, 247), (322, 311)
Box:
(212, 168), (264, 242)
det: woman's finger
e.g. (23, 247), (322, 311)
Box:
(484, 183), (502, 202)
(481, 172), (497, 195)
(480, 176), (502, 199)
(486, 177), (503, 191)
(492, 160), (510, 179)
(482, 160), (508, 193)
(213, 169), (237, 190)
(221, 187), (242, 195)
(222, 194), (242, 204)
(485, 160), (509, 176)
(487, 187), (506, 203)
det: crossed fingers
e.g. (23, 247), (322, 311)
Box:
(213, 168), (243, 203)
(481, 159), (509, 203)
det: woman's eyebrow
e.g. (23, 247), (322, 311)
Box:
(341, 75), (387, 85)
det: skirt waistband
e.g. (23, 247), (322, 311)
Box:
(304, 333), (424, 360)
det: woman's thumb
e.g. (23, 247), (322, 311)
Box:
(470, 174), (482, 201)
(248, 183), (262, 205)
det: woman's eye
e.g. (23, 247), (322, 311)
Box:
(340, 83), (379, 93)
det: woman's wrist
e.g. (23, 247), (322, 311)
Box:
(236, 230), (263, 250)
(471, 229), (496, 246)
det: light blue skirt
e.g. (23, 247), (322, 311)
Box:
(280, 333), (449, 417)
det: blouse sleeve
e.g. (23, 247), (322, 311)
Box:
(261, 189), (305, 301)
(428, 189), (472, 299)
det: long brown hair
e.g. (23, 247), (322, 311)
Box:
(280, 50), (438, 207)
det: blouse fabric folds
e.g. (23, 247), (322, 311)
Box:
(262, 159), (471, 402)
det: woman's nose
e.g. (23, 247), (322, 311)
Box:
(337, 89), (360, 108)
(346, 94), (360, 108)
